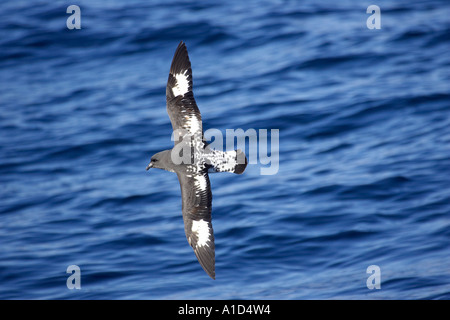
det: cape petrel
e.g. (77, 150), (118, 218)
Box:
(146, 41), (247, 279)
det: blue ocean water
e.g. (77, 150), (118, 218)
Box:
(0, 0), (449, 299)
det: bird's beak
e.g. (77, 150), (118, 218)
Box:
(146, 163), (153, 171)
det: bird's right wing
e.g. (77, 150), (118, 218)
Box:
(177, 171), (215, 279)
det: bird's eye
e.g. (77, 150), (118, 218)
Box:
(152, 158), (157, 162)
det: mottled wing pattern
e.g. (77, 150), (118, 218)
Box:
(205, 148), (248, 174)
(177, 171), (215, 279)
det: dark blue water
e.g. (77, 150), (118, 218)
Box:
(1, 0), (449, 299)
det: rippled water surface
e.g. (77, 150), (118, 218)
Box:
(0, 0), (449, 299)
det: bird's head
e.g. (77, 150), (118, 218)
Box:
(146, 150), (171, 171)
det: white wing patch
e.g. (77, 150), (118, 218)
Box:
(191, 219), (211, 247)
(194, 174), (208, 194)
(184, 113), (201, 135)
(172, 70), (190, 97)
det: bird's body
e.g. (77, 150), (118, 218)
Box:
(146, 42), (247, 279)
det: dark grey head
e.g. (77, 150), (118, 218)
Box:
(146, 149), (172, 171)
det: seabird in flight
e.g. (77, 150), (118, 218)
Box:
(146, 41), (247, 279)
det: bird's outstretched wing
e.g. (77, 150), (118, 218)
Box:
(177, 171), (215, 279)
(166, 41), (203, 142)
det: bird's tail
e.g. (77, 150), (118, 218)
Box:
(233, 149), (248, 174)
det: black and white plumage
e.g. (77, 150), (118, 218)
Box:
(146, 42), (247, 279)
